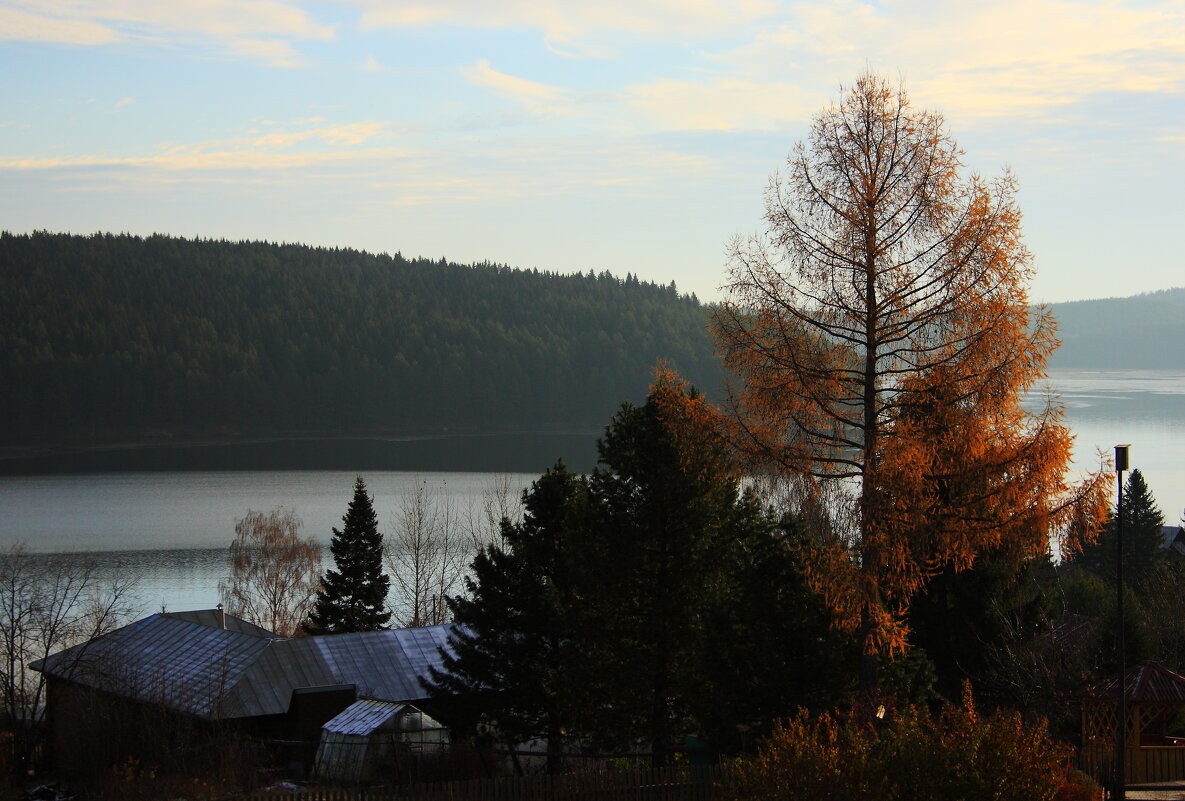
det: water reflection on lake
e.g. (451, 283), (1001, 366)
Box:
(1039, 370), (1185, 526)
(0, 369), (1181, 618)
(0, 471), (536, 615)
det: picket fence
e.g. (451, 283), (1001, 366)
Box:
(235, 765), (726, 801)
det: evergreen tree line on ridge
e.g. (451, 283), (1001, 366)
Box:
(0, 231), (721, 444)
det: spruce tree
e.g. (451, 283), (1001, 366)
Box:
(1077, 468), (1166, 587)
(425, 461), (586, 772)
(578, 372), (756, 765)
(305, 476), (391, 633)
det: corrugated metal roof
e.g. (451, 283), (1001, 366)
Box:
(33, 611), (463, 722)
(322, 700), (407, 735)
(31, 614), (275, 718)
(1086, 662), (1185, 703)
(311, 625), (456, 703)
(163, 610), (275, 638)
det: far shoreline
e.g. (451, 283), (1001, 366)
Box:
(0, 430), (603, 477)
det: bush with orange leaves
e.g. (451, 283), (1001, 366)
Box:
(723, 685), (1099, 801)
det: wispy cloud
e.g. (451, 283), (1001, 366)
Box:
(0, 5), (119, 45)
(0, 118), (393, 175)
(166, 121), (390, 155)
(587, 0), (1185, 132)
(350, 0), (778, 49)
(717, 0), (1185, 123)
(461, 60), (572, 115)
(0, 149), (399, 173)
(0, 0), (336, 66)
(628, 77), (819, 131)
(0, 127), (718, 210)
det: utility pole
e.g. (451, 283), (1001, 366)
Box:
(1114, 443), (1130, 801)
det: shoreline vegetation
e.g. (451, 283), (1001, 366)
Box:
(0, 430), (604, 475)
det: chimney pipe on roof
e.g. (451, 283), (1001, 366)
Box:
(217, 602), (226, 630)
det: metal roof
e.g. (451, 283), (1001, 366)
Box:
(322, 700), (408, 736)
(33, 611), (462, 721)
(313, 625), (456, 702)
(163, 609), (276, 638)
(31, 614), (275, 718)
(1086, 661), (1185, 703)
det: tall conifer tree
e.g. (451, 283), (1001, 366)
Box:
(426, 461), (586, 772)
(306, 476), (391, 633)
(1078, 468), (1166, 586)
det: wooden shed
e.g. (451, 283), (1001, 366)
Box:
(1082, 661), (1185, 784)
(314, 699), (449, 783)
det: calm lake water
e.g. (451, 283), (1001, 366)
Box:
(0, 368), (1181, 617)
(0, 470), (538, 616)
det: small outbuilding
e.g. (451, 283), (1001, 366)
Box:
(314, 699), (449, 783)
(1082, 661), (1185, 784)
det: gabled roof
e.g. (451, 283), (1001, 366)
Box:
(30, 614), (275, 718)
(1086, 661), (1185, 703)
(219, 625), (457, 718)
(32, 610), (460, 721)
(1162, 525), (1185, 556)
(163, 609), (275, 638)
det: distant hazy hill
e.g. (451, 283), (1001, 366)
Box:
(0, 232), (720, 445)
(1047, 288), (1185, 369)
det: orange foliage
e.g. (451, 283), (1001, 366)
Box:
(713, 73), (1110, 661)
(723, 685), (1092, 801)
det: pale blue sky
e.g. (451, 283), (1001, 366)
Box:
(2, 0), (1182, 303)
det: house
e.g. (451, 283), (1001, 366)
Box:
(30, 609), (458, 778)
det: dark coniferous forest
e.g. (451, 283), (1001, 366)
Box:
(2, 231), (1180, 449)
(0, 231), (721, 445)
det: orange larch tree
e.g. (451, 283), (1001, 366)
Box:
(713, 72), (1109, 691)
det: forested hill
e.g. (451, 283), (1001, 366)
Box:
(1047, 288), (1185, 369)
(0, 232), (721, 445)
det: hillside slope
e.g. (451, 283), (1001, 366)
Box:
(0, 232), (721, 444)
(1047, 288), (1185, 369)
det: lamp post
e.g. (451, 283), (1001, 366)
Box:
(1115, 443), (1129, 801)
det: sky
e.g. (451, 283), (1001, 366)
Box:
(1, 0), (1182, 304)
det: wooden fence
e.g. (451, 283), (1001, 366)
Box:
(1081, 743), (1185, 786)
(235, 765), (727, 801)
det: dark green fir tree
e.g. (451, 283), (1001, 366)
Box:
(1078, 468), (1166, 587)
(578, 371), (759, 765)
(425, 461), (587, 773)
(305, 476), (391, 633)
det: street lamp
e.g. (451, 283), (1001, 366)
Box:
(1115, 443), (1130, 801)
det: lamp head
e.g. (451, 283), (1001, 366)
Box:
(1115, 444), (1130, 473)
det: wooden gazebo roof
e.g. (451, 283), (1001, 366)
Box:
(1086, 662), (1185, 704)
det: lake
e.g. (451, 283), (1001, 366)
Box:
(0, 470), (539, 616)
(0, 368), (1181, 617)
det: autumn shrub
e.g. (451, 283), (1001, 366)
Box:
(725, 711), (892, 801)
(1054, 769), (1103, 801)
(723, 685), (1078, 801)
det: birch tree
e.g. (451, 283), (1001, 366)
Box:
(220, 508), (321, 637)
(386, 480), (467, 628)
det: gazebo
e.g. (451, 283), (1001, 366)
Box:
(1082, 661), (1185, 785)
